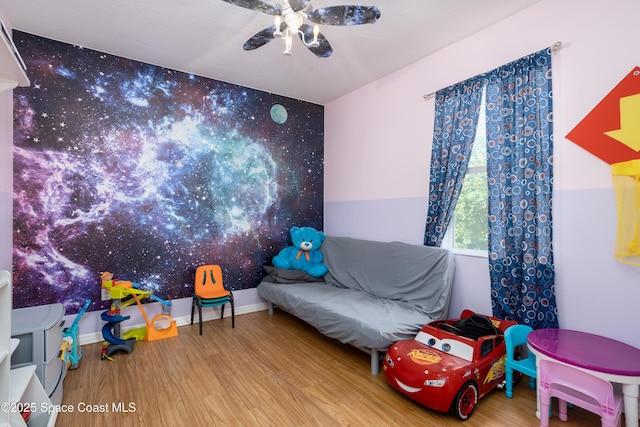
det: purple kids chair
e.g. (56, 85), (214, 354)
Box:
(539, 359), (622, 427)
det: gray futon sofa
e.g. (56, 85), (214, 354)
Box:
(257, 235), (455, 374)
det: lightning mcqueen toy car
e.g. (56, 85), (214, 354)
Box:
(383, 310), (517, 420)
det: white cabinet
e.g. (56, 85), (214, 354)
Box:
(1, 271), (57, 427)
(0, 19), (29, 91)
(1, 271), (11, 427)
(11, 304), (66, 406)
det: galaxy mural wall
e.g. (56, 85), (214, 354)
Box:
(11, 31), (324, 314)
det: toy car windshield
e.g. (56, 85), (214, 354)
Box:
(415, 330), (475, 361)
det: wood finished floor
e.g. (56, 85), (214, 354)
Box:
(58, 310), (621, 426)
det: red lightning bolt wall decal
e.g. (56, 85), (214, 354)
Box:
(566, 67), (640, 164)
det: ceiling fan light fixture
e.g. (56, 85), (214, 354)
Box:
(282, 31), (293, 55)
(273, 2), (318, 54)
(310, 24), (320, 47)
(285, 11), (303, 32)
(228, 0), (380, 58)
(273, 16), (283, 37)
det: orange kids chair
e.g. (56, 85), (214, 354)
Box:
(190, 264), (235, 335)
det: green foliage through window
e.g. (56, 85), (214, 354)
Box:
(452, 89), (487, 252)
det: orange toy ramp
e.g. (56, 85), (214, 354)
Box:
(131, 294), (178, 341)
(145, 314), (178, 341)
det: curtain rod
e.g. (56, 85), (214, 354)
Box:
(422, 41), (562, 101)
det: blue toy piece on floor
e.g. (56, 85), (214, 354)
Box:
(62, 299), (91, 369)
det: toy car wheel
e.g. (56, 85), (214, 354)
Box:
(450, 381), (478, 420)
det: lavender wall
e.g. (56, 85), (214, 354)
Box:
(324, 0), (640, 348)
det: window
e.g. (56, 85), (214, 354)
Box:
(427, 47), (556, 327)
(445, 88), (487, 254)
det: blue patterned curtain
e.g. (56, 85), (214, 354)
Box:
(485, 48), (557, 328)
(424, 77), (484, 247)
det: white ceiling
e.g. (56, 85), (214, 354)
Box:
(1, 0), (541, 105)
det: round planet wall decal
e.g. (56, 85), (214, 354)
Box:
(270, 104), (288, 124)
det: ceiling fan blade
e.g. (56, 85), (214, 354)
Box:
(243, 25), (279, 51)
(307, 5), (381, 26)
(299, 24), (333, 58)
(221, 0), (279, 15)
(288, 0), (311, 12)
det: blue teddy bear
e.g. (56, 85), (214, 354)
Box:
(272, 226), (328, 277)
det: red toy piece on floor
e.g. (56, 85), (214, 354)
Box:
(383, 309), (518, 421)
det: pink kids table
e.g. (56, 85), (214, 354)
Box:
(528, 328), (640, 427)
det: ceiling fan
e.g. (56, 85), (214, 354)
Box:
(221, 0), (381, 58)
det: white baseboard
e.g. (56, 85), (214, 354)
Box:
(79, 302), (268, 345)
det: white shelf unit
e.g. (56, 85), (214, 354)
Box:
(1, 271), (57, 427)
(1, 22), (36, 426)
(0, 19), (29, 90)
(1, 271), (11, 427)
